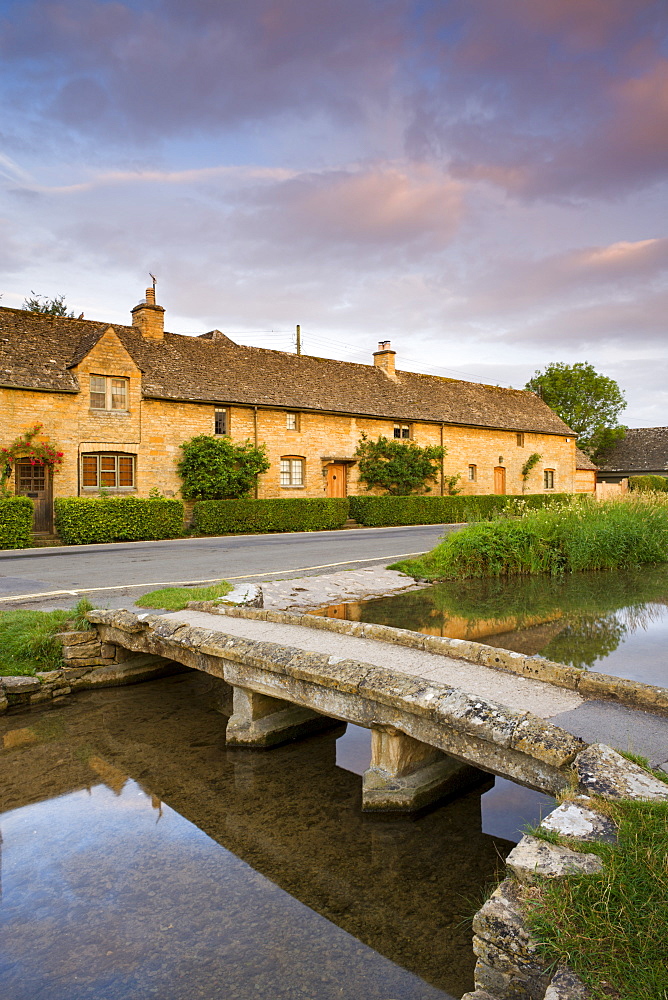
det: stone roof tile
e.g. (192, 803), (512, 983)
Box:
(597, 427), (668, 473)
(0, 306), (572, 435)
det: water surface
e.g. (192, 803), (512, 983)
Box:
(318, 565), (668, 686)
(0, 673), (552, 1000)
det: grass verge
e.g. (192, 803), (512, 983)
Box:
(392, 494), (668, 580)
(526, 794), (668, 1000)
(135, 580), (232, 611)
(0, 598), (94, 676)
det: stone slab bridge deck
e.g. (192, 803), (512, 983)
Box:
(87, 606), (668, 812)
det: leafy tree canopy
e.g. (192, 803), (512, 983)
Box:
(22, 292), (75, 317)
(526, 362), (626, 460)
(177, 435), (270, 500)
(354, 434), (445, 496)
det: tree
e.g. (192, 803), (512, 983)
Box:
(525, 362), (626, 460)
(22, 292), (75, 317)
(177, 435), (270, 500)
(354, 434), (445, 495)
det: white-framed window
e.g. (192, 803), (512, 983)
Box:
(81, 453), (135, 489)
(393, 423), (411, 439)
(90, 375), (128, 411)
(280, 457), (304, 487)
(468, 464), (477, 481)
(214, 408), (228, 435)
(516, 432), (525, 447)
(544, 469), (555, 490)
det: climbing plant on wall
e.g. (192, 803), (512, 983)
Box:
(0, 424), (64, 492)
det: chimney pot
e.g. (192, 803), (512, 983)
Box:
(373, 341), (397, 379)
(131, 286), (165, 341)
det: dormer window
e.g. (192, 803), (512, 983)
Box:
(90, 375), (128, 411)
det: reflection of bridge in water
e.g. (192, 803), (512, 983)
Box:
(1, 673), (515, 997)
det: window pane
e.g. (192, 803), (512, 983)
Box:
(402, 426), (410, 439)
(82, 455), (98, 487)
(286, 412), (297, 430)
(291, 460), (303, 486)
(90, 375), (106, 409)
(111, 379), (127, 410)
(393, 425), (401, 439)
(280, 459), (291, 486)
(214, 409), (227, 435)
(118, 456), (134, 487)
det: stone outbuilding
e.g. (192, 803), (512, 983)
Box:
(596, 427), (668, 484)
(1, 287), (578, 532)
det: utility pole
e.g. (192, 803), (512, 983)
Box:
(296, 324), (301, 356)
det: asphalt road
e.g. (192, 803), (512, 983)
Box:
(0, 524), (453, 610)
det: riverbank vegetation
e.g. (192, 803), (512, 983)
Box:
(0, 599), (94, 676)
(135, 580), (232, 611)
(527, 789), (668, 999)
(393, 495), (668, 580)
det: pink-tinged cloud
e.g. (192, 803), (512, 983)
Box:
(407, 0), (668, 198)
(450, 238), (668, 319)
(231, 166), (465, 254)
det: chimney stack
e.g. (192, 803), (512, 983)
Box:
(131, 287), (165, 341)
(373, 340), (396, 379)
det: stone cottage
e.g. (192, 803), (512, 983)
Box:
(0, 287), (578, 531)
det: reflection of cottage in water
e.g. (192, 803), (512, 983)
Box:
(316, 565), (668, 682)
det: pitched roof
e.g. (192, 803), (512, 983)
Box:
(575, 447), (598, 471)
(0, 305), (572, 435)
(596, 427), (668, 473)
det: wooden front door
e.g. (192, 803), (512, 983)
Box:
(494, 466), (506, 495)
(16, 461), (53, 532)
(326, 463), (347, 498)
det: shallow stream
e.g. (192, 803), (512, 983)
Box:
(317, 564), (668, 687)
(0, 672), (553, 1000)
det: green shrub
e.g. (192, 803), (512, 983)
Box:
(348, 493), (574, 527)
(0, 495), (33, 549)
(54, 496), (184, 545)
(629, 475), (668, 493)
(394, 493), (668, 580)
(178, 435), (270, 499)
(193, 497), (349, 534)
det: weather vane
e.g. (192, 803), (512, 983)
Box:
(149, 272), (157, 293)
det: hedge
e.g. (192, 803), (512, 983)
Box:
(54, 497), (185, 545)
(0, 495), (34, 549)
(193, 497), (349, 534)
(348, 493), (576, 527)
(629, 475), (668, 493)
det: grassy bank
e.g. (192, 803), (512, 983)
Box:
(393, 495), (668, 580)
(527, 789), (668, 999)
(0, 599), (94, 676)
(135, 580), (232, 611)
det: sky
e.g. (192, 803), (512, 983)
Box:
(0, 0), (666, 427)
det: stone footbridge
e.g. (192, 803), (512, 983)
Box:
(83, 606), (603, 812)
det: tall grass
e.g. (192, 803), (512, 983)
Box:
(0, 598), (95, 676)
(394, 494), (668, 580)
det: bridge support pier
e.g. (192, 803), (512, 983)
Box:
(226, 685), (339, 748)
(362, 726), (489, 813)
